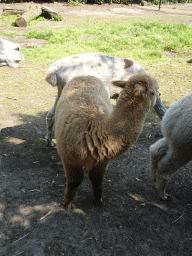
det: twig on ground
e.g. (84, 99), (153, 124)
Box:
(15, 251), (24, 256)
(13, 232), (29, 243)
(172, 212), (185, 224)
(93, 230), (100, 242)
(83, 230), (100, 242)
(6, 96), (17, 100)
(39, 210), (53, 221)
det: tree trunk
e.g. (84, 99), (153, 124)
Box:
(42, 6), (63, 20)
(159, 0), (162, 10)
(15, 5), (42, 27)
(2, 6), (26, 16)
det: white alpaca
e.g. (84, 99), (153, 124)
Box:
(0, 38), (24, 68)
(45, 53), (166, 146)
(150, 93), (192, 200)
(55, 74), (159, 209)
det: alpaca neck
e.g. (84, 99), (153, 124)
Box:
(85, 90), (151, 162)
(105, 93), (150, 158)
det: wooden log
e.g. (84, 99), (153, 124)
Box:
(2, 6), (26, 16)
(15, 5), (42, 27)
(42, 6), (63, 20)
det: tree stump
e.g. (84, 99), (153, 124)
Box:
(2, 6), (26, 16)
(15, 5), (42, 27)
(141, 1), (147, 6)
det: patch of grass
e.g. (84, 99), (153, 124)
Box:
(0, 14), (20, 20)
(51, 15), (63, 22)
(142, 58), (192, 106)
(26, 27), (85, 44)
(0, 30), (19, 37)
(0, 14), (21, 27)
(0, 17), (14, 29)
(68, 0), (86, 5)
(129, 21), (192, 54)
(29, 16), (47, 26)
(23, 20), (192, 62)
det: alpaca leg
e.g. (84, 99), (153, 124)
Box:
(156, 151), (191, 200)
(45, 95), (59, 147)
(63, 164), (84, 209)
(153, 97), (167, 120)
(150, 138), (168, 181)
(88, 162), (109, 205)
(45, 107), (55, 147)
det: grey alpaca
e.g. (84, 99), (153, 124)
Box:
(150, 93), (192, 200)
(45, 53), (166, 146)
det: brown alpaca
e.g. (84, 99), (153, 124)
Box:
(55, 74), (159, 209)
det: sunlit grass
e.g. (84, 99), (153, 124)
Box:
(0, 30), (20, 37)
(0, 14), (20, 21)
(22, 19), (192, 63)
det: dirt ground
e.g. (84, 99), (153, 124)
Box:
(0, 2), (192, 256)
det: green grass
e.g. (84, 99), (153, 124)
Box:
(22, 19), (192, 63)
(0, 30), (19, 37)
(0, 15), (192, 130)
(0, 14), (20, 20)
(29, 16), (47, 26)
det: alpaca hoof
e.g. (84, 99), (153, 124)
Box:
(159, 192), (169, 201)
(92, 198), (102, 206)
(62, 201), (73, 210)
(45, 135), (56, 147)
(47, 140), (56, 147)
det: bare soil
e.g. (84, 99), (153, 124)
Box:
(0, 2), (192, 256)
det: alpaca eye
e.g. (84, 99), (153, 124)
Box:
(151, 92), (154, 95)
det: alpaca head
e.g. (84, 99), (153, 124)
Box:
(112, 74), (160, 108)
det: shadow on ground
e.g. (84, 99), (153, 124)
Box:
(0, 110), (192, 256)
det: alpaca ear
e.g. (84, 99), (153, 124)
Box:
(111, 80), (127, 88)
(133, 84), (146, 97)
